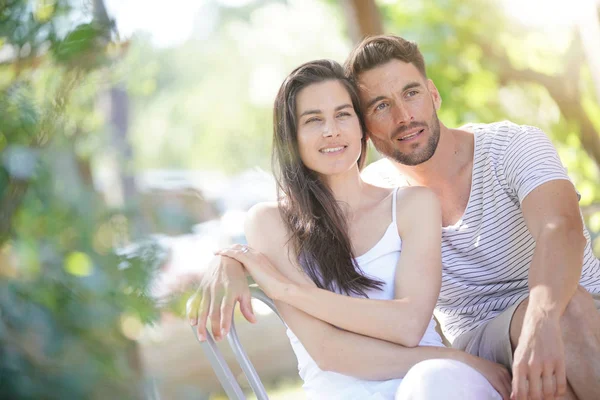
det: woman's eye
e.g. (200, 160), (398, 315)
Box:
(305, 117), (320, 124)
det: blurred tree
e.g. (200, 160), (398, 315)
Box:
(339, 0), (600, 253)
(341, 0), (382, 43)
(124, 0), (350, 174)
(0, 0), (165, 398)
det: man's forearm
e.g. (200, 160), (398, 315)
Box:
(528, 219), (585, 317)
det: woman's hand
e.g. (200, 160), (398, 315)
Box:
(215, 244), (294, 300)
(186, 255), (255, 342)
(461, 354), (512, 400)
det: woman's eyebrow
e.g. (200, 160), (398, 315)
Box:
(299, 103), (352, 117)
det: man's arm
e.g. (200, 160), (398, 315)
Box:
(501, 126), (587, 399)
(512, 179), (585, 398)
(522, 180), (584, 321)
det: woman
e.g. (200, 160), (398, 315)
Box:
(192, 60), (510, 399)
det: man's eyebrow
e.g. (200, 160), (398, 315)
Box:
(365, 96), (386, 110)
(364, 81), (424, 109)
(402, 81), (422, 92)
(299, 104), (352, 118)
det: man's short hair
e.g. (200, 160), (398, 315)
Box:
(344, 35), (427, 81)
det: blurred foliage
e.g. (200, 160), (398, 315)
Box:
(374, 0), (600, 253)
(124, 0), (349, 173)
(0, 0), (167, 398)
(122, 0), (598, 253)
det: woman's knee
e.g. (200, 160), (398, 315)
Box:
(396, 359), (500, 400)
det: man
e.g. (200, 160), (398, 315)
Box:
(189, 35), (600, 400)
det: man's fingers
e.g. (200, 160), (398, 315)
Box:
(239, 292), (256, 323)
(196, 290), (210, 341)
(527, 368), (542, 400)
(541, 366), (556, 399)
(554, 362), (567, 397)
(512, 367), (529, 400)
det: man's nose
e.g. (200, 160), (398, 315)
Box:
(392, 103), (413, 125)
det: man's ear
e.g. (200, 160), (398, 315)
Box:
(427, 79), (442, 110)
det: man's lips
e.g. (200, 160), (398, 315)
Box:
(396, 128), (425, 141)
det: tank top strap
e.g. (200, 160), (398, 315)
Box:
(391, 187), (399, 226)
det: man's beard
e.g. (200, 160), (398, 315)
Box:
(371, 110), (441, 166)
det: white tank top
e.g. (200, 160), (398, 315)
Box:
(285, 188), (444, 400)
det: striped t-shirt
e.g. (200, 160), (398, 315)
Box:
(362, 121), (600, 342)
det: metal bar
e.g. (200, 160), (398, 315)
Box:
(225, 287), (283, 400)
(227, 323), (269, 400)
(192, 286), (283, 399)
(193, 327), (246, 400)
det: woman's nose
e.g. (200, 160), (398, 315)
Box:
(322, 122), (339, 137)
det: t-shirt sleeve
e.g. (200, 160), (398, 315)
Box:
(502, 125), (572, 204)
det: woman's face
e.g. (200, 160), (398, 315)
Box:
(295, 80), (363, 177)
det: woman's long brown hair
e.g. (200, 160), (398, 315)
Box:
(272, 59), (383, 297)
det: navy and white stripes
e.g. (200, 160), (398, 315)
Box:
(435, 121), (600, 342)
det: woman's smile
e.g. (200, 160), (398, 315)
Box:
(319, 145), (347, 155)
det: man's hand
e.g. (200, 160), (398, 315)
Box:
(511, 309), (567, 400)
(186, 255), (256, 342)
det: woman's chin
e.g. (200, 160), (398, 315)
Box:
(314, 162), (360, 179)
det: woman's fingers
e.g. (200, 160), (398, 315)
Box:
(186, 292), (201, 326)
(239, 291), (256, 324)
(196, 289), (210, 341)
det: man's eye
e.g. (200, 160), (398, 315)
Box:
(375, 103), (388, 112)
(337, 112), (351, 118)
(406, 90), (418, 97)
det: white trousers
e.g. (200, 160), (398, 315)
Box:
(395, 359), (502, 400)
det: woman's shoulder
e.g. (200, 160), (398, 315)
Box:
(245, 202), (294, 260)
(245, 201), (286, 234)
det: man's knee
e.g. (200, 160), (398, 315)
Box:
(562, 285), (597, 331)
(512, 286), (596, 345)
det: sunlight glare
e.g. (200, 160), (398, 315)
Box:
(501, 0), (595, 28)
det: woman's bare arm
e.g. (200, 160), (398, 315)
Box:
(249, 187), (441, 347)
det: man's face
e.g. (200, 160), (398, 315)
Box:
(357, 60), (442, 166)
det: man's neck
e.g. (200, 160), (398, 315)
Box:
(392, 125), (474, 190)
